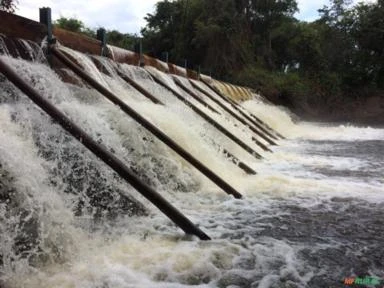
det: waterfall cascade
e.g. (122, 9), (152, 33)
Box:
(0, 29), (282, 278)
(0, 11), (383, 288)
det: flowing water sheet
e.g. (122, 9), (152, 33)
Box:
(0, 51), (383, 288)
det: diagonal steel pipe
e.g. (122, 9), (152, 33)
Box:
(51, 47), (243, 199)
(0, 56), (211, 240)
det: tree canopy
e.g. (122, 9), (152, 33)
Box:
(4, 0), (382, 116)
(141, 0), (384, 107)
(141, 0), (300, 77)
(0, 0), (17, 13)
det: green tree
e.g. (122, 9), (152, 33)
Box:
(54, 17), (85, 33)
(141, 0), (182, 60)
(140, 0), (384, 110)
(314, 0), (384, 88)
(249, 0), (299, 69)
(269, 17), (299, 71)
(194, 0), (253, 77)
(318, 0), (352, 27)
(106, 30), (137, 50)
(346, 1), (384, 88)
(0, 0), (17, 13)
(54, 17), (97, 38)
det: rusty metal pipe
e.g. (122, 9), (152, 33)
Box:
(51, 47), (243, 199)
(0, 56), (211, 240)
(146, 69), (263, 161)
(200, 79), (285, 140)
(190, 80), (275, 149)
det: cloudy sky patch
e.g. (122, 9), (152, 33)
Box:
(16, 0), (159, 34)
(15, 0), (372, 34)
(296, 0), (328, 21)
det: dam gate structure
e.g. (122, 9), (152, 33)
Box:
(0, 8), (284, 242)
(1, 6), (384, 288)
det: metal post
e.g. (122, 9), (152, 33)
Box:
(162, 52), (169, 64)
(39, 7), (53, 44)
(139, 38), (144, 67)
(96, 28), (107, 57)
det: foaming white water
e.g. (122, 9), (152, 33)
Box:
(0, 107), (80, 282)
(1, 51), (383, 288)
(60, 46), (110, 87)
(173, 75), (268, 153)
(55, 49), (262, 187)
(243, 100), (384, 141)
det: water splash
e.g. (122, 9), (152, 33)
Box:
(0, 46), (383, 288)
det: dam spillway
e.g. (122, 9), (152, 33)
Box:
(0, 9), (384, 288)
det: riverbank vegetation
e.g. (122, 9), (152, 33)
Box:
(141, 0), (384, 123)
(3, 0), (383, 123)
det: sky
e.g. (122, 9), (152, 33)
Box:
(15, 0), (372, 35)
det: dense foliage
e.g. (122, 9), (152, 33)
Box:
(23, 1), (384, 119)
(0, 0), (17, 13)
(142, 0), (384, 116)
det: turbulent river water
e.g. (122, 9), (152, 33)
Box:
(0, 47), (383, 288)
